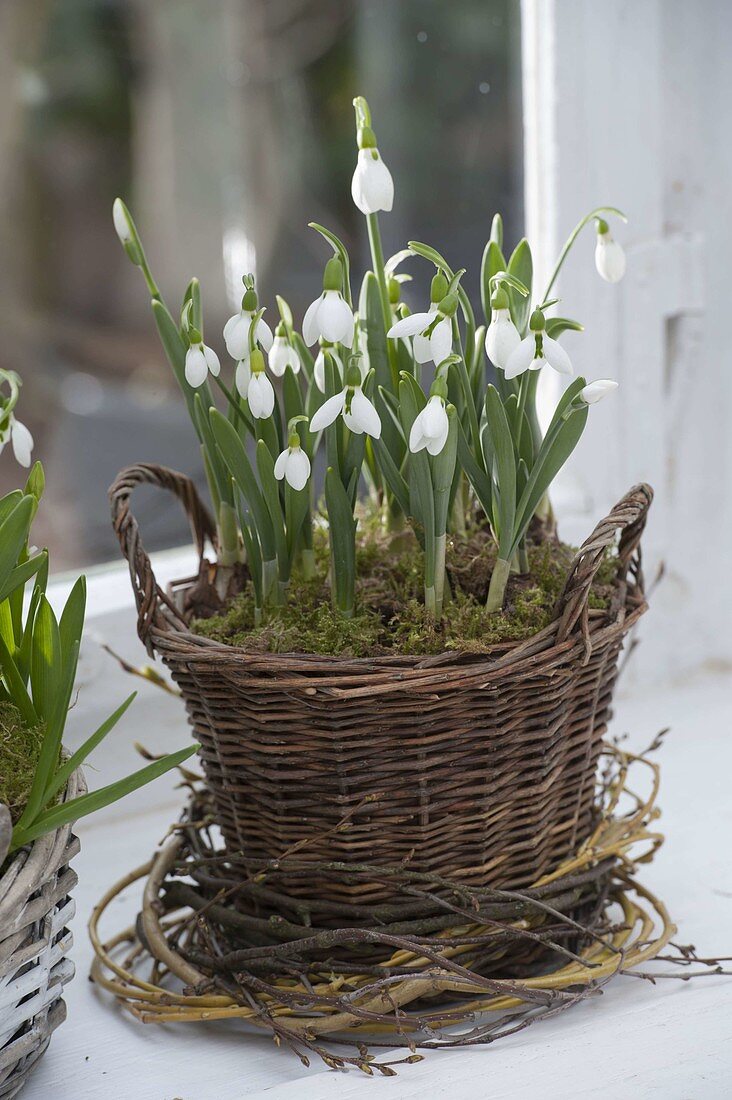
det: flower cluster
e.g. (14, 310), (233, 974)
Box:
(110, 96), (625, 617)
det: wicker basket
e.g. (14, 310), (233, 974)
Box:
(0, 770), (85, 1099)
(111, 465), (652, 903)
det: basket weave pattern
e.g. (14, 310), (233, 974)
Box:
(111, 465), (652, 902)
(0, 770), (85, 1099)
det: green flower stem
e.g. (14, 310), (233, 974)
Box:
(217, 501), (241, 566)
(366, 212), (399, 385)
(262, 558), (279, 606)
(486, 557), (511, 613)
(541, 205), (627, 302)
(434, 532), (447, 619)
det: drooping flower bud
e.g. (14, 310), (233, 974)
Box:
(594, 218), (626, 283)
(580, 378), (618, 404)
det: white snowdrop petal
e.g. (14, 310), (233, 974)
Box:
(340, 307), (355, 349)
(223, 313), (251, 359)
(112, 199), (131, 243)
(313, 351), (326, 393)
(429, 316), (453, 366)
(485, 311), (521, 369)
(413, 333), (433, 364)
(504, 336), (536, 380)
(422, 396), (446, 438)
(351, 149), (394, 214)
(543, 336), (573, 376)
(235, 360), (251, 398)
(581, 379), (618, 404)
(274, 449), (288, 480)
(185, 346), (209, 388)
(310, 391), (345, 433)
(11, 420), (33, 467)
(387, 311), (435, 339)
(268, 339), (289, 377)
(203, 345), (220, 377)
(319, 292), (353, 344)
(346, 389), (381, 439)
(256, 318), (274, 352)
(286, 448), (311, 491)
(409, 410), (427, 453)
(248, 374), (275, 419)
(302, 296), (323, 346)
(595, 235), (626, 283)
(425, 417), (449, 456)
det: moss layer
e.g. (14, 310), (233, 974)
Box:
(192, 525), (618, 659)
(0, 702), (45, 825)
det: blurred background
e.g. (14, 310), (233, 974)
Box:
(0, 0), (522, 567)
(2, 0), (732, 683)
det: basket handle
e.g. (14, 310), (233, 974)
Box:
(555, 483), (653, 644)
(109, 463), (217, 652)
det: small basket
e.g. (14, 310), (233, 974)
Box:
(111, 465), (652, 903)
(0, 770), (85, 1099)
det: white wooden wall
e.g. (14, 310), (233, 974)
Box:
(522, 0), (732, 684)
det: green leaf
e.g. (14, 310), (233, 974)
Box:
(234, 489), (263, 608)
(13, 744), (198, 848)
(45, 692), (137, 802)
(484, 386), (516, 556)
(0, 489), (23, 528)
(360, 271), (396, 393)
(431, 406), (458, 538)
(324, 467), (356, 616)
(457, 418), (492, 522)
(507, 238), (533, 336)
(374, 439), (411, 523)
(308, 222), (352, 306)
(512, 403), (589, 552)
(480, 239), (507, 322)
(0, 496), (35, 599)
(59, 576), (86, 689)
(30, 596), (61, 723)
(545, 317), (584, 339)
(285, 480), (309, 561)
(490, 212), (504, 250)
(256, 440), (290, 582)
(210, 410), (276, 560)
(0, 630), (37, 725)
(0, 551), (47, 606)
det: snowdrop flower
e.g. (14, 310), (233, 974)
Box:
(302, 257), (354, 348)
(594, 219), (626, 283)
(268, 323), (300, 378)
(504, 309), (573, 381)
(310, 361), (381, 439)
(274, 421), (311, 491)
(409, 380), (450, 456)
(224, 287), (274, 361)
(580, 378), (618, 404)
(484, 284), (521, 369)
(0, 416), (34, 468)
(184, 340), (220, 388)
(243, 349), (275, 420)
(351, 127), (394, 215)
(388, 280), (455, 368)
(313, 343), (343, 394)
(112, 197), (133, 245)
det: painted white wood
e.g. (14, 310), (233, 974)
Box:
(7, 561), (726, 1097)
(521, 0), (732, 683)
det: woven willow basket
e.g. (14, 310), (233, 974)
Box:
(111, 464), (652, 904)
(0, 769), (85, 1099)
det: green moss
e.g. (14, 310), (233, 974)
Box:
(0, 703), (45, 825)
(192, 524), (619, 659)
